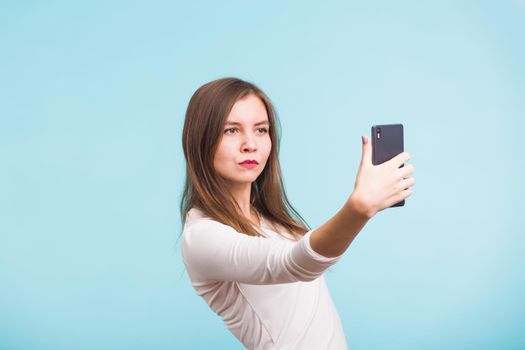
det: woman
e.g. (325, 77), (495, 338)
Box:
(179, 77), (416, 349)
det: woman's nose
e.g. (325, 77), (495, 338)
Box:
(242, 134), (257, 151)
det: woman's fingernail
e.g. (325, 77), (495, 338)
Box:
(362, 136), (365, 144)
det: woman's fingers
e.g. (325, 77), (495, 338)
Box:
(400, 187), (412, 199)
(399, 176), (416, 190)
(396, 163), (415, 178)
(388, 151), (411, 169)
(384, 187), (412, 208)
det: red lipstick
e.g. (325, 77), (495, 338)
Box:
(239, 160), (259, 169)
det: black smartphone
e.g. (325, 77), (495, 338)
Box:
(371, 123), (405, 207)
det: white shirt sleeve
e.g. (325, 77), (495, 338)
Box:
(181, 219), (344, 285)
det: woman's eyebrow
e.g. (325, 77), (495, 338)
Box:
(225, 120), (269, 126)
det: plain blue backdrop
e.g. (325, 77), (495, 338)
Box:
(1, 1), (524, 349)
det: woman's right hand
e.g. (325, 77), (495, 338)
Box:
(348, 135), (416, 218)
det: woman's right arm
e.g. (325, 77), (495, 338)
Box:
(309, 135), (416, 258)
(182, 135), (416, 284)
(181, 220), (343, 285)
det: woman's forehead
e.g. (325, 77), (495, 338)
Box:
(227, 95), (269, 124)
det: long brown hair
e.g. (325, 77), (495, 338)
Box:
(178, 77), (310, 241)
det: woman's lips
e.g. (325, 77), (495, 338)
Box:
(239, 160), (259, 167)
(240, 163), (258, 169)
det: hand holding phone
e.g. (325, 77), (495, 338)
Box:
(349, 123), (416, 218)
(372, 124), (405, 207)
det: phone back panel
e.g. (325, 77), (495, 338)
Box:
(371, 124), (405, 207)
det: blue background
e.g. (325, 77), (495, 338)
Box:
(1, 1), (524, 349)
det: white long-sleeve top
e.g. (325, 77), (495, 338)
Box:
(181, 207), (348, 350)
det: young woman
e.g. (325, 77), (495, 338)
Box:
(179, 77), (416, 349)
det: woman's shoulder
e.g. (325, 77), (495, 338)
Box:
(184, 207), (262, 234)
(184, 207), (220, 228)
(185, 207), (207, 221)
(184, 207), (299, 241)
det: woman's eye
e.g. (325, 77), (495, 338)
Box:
(224, 127), (269, 134)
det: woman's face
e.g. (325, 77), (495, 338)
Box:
(213, 94), (272, 188)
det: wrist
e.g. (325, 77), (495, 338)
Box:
(346, 193), (375, 220)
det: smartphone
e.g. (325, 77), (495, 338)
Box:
(371, 123), (405, 207)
